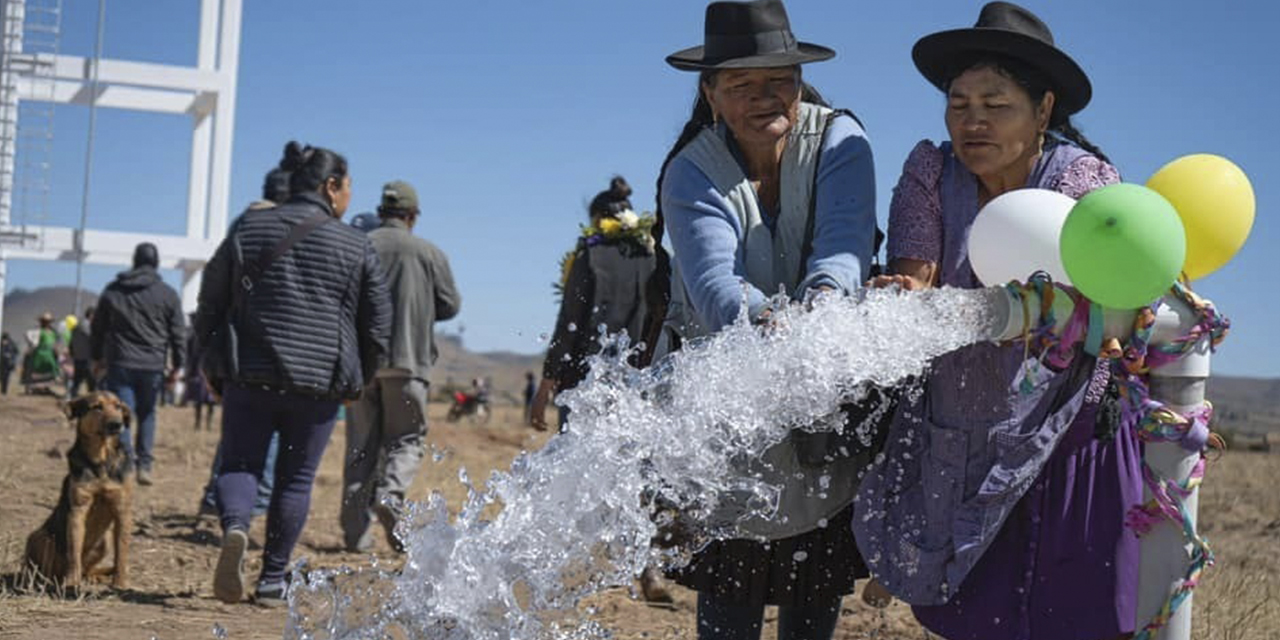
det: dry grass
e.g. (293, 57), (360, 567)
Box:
(0, 392), (1276, 639)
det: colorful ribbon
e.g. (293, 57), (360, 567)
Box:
(1114, 282), (1229, 640)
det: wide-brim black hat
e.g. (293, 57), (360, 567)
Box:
(667, 0), (835, 72)
(912, 2), (1091, 118)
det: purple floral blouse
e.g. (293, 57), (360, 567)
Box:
(887, 140), (1121, 265)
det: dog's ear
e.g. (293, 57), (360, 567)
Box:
(120, 402), (132, 428)
(64, 396), (93, 420)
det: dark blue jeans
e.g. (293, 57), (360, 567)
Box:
(697, 592), (842, 640)
(216, 384), (338, 584)
(203, 431), (278, 516)
(105, 366), (163, 472)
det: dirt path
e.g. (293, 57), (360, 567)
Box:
(0, 393), (1275, 639)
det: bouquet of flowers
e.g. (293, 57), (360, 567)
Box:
(554, 210), (657, 298)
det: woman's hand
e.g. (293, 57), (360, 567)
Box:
(867, 258), (937, 292)
(867, 274), (929, 290)
(528, 379), (556, 432)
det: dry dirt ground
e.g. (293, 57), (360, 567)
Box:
(0, 392), (1276, 640)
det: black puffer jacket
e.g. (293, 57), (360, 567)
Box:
(194, 193), (391, 400)
(91, 267), (185, 372)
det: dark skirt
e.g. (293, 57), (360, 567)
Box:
(669, 504), (865, 608)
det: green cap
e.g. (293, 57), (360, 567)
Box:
(379, 180), (419, 213)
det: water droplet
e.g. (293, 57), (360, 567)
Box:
(285, 289), (998, 639)
(792, 551), (808, 562)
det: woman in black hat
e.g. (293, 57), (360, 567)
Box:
(647, 1), (878, 638)
(857, 4), (1135, 640)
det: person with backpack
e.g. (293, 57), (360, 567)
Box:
(92, 243), (186, 485)
(647, 2), (878, 638)
(527, 176), (671, 603)
(196, 167), (289, 521)
(194, 141), (391, 606)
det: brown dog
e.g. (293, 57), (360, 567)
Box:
(24, 391), (134, 590)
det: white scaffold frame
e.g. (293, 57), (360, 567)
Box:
(0, 0), (242, 330)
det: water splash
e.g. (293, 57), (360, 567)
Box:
(286, 288), (1001, 640)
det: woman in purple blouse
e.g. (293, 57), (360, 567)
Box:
(858, 3), (1138, 640)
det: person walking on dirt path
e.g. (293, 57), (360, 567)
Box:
(91, 243), (186, 487)
(0, 332), (18, 394)
(196, 141), (390, 606)
(67, 306), (96, 398)
(196, 167), (289, 520)
(341, 179), (460, 554)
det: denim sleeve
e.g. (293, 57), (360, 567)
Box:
(661, 156), (769, 333)
(798, 115), (876, 295)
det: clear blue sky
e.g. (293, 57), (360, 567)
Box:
(4, 1), (1277, 377)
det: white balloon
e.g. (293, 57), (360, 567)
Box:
(967, 188), (1076, 286)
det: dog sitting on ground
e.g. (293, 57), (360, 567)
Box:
(24, 391), (134, 590)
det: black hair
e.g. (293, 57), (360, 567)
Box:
(279, 141), (348, 196)
(944, 54), (1109, 163)
(133, 242), (159, 269)
(638, 67), (828, 365)
(262, 167), (292, 204)
(588, 176), (633, 220)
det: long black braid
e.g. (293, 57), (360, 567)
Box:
(1051, 119), (1110, 165)
(637, 69), (829, 365)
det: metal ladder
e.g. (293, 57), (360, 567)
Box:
(0, 0), (61, 247)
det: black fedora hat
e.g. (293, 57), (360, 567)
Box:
(666, 0), (835, 72)
(912, 2), (1091, 118)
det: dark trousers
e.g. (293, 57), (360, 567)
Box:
(697, 593), (842, 640)
(105, 366), (163, 471)
(203, 430), (279, 517)
(69, 359), (96, 397)
(216, 384), (338, 585)
(1, 366), (12, 394)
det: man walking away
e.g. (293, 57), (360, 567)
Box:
(92, 242), (185, 486)
(341, 180), (460, 553)
(67, 307), (96, 397)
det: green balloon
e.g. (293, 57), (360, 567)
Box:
(1059, 184), (1187, 309)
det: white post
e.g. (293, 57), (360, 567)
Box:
(205, 0), (241, 240)
(984, 285), (1213, 639)
(181, 264), (201, 313)
(184, 0), (216, 241)
(0, 0), (23, 227)
(0, 0), (23, 334)
(1136, 297), (1212, 640)
(0, 251), (7, 333)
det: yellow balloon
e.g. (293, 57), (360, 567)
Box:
(1146, 154), (1255, 280)
(64, 315), (78, 332)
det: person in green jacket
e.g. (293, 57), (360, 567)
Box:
(27, 312), (61, 384)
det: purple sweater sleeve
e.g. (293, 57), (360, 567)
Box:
(887, 140), (944, 264)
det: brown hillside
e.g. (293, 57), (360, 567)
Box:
(1, 287), (97, 338)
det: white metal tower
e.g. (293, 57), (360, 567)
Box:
(0, 0), (242, 331)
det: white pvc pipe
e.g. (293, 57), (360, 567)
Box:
(1136, 295), (1211, 640)
(984, 285), (1209, 640)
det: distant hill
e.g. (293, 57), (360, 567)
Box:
(5, 288), (1276, 425)
(430, 333), (542, 405)
(1207, 375), (1280, 435)
(2, 286), (97, 337)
